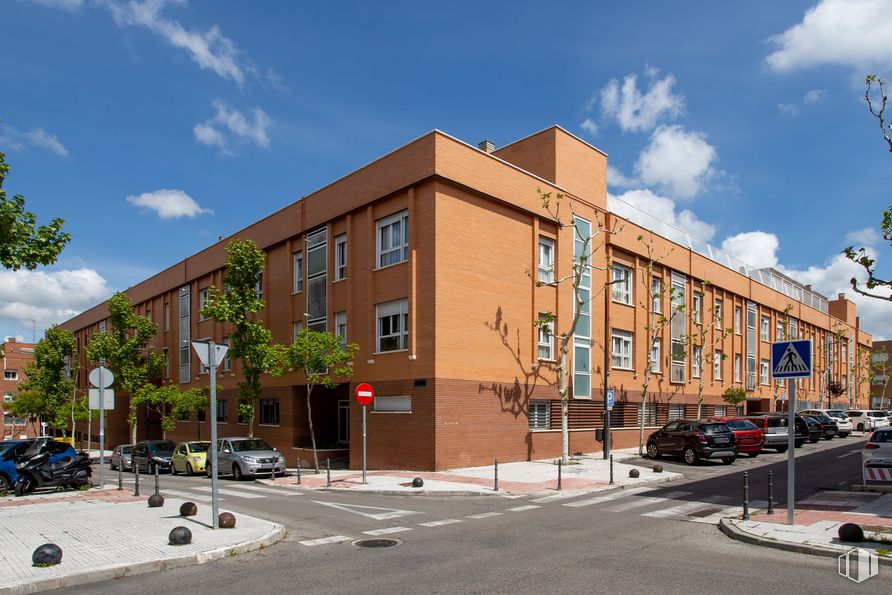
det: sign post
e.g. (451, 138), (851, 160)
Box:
(89, 364), (114, 488)
(771, 339), (812, 526)
(354, 383), (374, 484)
(192, 340), (229, 529)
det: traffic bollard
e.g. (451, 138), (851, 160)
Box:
(767, 470), (774, 515)
(326, 458), (331, 487)
(494, 460), (499, 492)
(117, 465), (123, 491)
(742, 471), (750, 521)
(557, 459), (562, 491)
(134, 463), (140, 497)
(295, 459), (301, 485)
(154, 465), (160, 496)
(609, 454), (614, 485)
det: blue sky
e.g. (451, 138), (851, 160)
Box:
(1, 0), (891, 340)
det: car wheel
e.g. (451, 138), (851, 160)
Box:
(0, 474), (11, 493)
(110, 460), (116, 470)
(795, 440), (805, 448)
(683, 447), (698, 465)
(232, 463), (243, 481)
(776, 446), (788, 453)
(840, 432), (850, 438)
(646, 442), (659, 459)
(722, 456), (736, 465)
(186, 463), (194, 477)
(858, 423), (865, 432)
(823, 435), (833, 440)
(809, 437), (819, 443)
(205, 463), (212, 478)
(171, 463), (177, 476)
(148, 462), (156, 476)
(748, 452), (759, 458)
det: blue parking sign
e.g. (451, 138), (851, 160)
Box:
(606, 389), (615, 411)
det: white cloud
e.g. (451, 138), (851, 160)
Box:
(29, 0), (84, 10)
(126, 188), (212, 219)
(720, 231), (780, 269)
(766, 0), (892, 73)
(635, 125), (718, 199)
(778, 103), (801, 116)
(579, 118), (599, 136)
(599, 71), (685, 133)
(0, 268), (110, 330)
(0, 124), (68, 156)
(609, 189), (716, 242)
(804, 89), (826, 104)
(778, 89), (826, 117)
(193, 99), (272, 154)
(846, 227), (881, 246)
(607, 165), (636, 189)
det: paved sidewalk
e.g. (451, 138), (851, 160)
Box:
(0, 488), (285, 595)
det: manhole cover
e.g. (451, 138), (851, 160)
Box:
(353, 538), (400, 549)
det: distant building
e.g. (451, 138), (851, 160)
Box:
(60, 127), (874, 470)
(1, 338), (38, 440)
(870, 340), (892, 409)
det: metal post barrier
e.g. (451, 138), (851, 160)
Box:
(609, 454), (614, 485)
(295, 459), (301, 485)
(742, 471), (750, 521)
(767, 470), (774, 515)
(557, 459), (562, 491)
(326, 458), (331, 487)
(117, 465), (123, 491)
(154, 465), (160, 496)
(494, 460), (499, 492)
(134, 463), (140, 497)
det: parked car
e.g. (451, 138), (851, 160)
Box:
(808, 414), (838, 439)
(795, 415), (822, 444)
(646, 419), (737, 466)
(171, 441), (210, 476)
(745, 415), (790, 452)
(862, 427), (892, 484)
(847, 410), (890, 432)
(207, 437), (287, 480)
(816, 409), (853, 437)
(716, 418), (763, 457)
(109, 444), (133, 471)
(0, 440), (32, 492)
(131, 440), (176, 474)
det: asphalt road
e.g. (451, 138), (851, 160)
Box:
(60, 436), (891, 594)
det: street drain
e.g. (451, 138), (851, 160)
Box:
(353, 538), (400, 549)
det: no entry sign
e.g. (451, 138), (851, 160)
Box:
(355, 383), (375, 406)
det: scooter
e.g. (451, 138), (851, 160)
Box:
(14, 450), (92, 496)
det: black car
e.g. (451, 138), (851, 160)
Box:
(646, 419), (738, 465)
(131, 440), (176, 474)
(795, 415), (821, 444)
(808, 414), (839, 440)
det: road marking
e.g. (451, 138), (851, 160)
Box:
(467, 512), (503, 519)
(561, 487), (656, 508)
(364, 527), (412, 536)
(312, 500), (421, 521)
(837, 451), (862, 459)
(419, 519), (464, 527)
(228, 483), (302, 495)
(192, 486), (265, 499)
(497, 494), (527, 499)
(161, 489), (215, 503)
(531, 492), (590, 503)
(507, 505), (541, 512)
(300, 535), (353, 546)
(642, 495), (725, 518)
(603, 491), (693, 513)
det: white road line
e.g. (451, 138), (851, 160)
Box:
(364, 527), (413, 536)
(531, 492), (590, 503)
(604, 491), (693, 513)
(561, 487), (656, 508)
(642, 495), (725, 519)
(467, 512), (503, 519)
(229, 484), (302, 495)
(419, 519), (464, 527)
(507, 505), (541, 512)
(161, 489), (215, 503)
(300, 535), (353, 546)
(497, 494), (527, 499)
(837, 451), (862, 459)
(192, 486), (265, 499)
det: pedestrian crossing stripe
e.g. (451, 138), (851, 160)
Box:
(771, 340), (812, 379)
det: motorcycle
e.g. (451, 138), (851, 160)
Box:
(14, 450), (92, 497)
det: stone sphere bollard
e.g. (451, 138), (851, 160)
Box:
(838, 522), (864, 542)
(652, 464), (664, 473)
(179, 501), (198, 517)
(169, 526), (192, 545)
(411, 477), (424, 488)
(629, 469), (640, 478)
(219, 512), (237, 528)
(147, 493), (164, 508)
(32, 543), (63, 567)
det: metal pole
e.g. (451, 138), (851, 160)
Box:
(494, 459), (499, 492)
(209, 341), (219, 530)
(99, 360), (106, 489)
(134, 462), (140, 497)
(154, 464), (160, 495)
(787, 378), (796, 525)
(295, 459), (301, 485)
(609, 454), (614, 485)
(557, 459), (562, 491)
(767, 470), (774, 515)
(117, 464), (122, 491)
(743, 471), (750, 520)
(603, 284), (611, 460)
(326, 458), (331, 487)
(362, 404), (367, 484)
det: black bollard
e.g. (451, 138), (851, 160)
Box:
(557, 459), (562, 491)
(494, 459), (499, 492)
(117, 464), (123, 491)
(742, 471), (750, 521)
(767, 470), (774, 515)
(134, 463), (140, 497)
(609, 454), (614, 485)
(154, 464), (160, 496)
(295, 459), (301, 486)
(326, 458), (331, 487)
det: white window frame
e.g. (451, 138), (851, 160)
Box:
(537, 314), (554, 361)
(734, 306), (741, 335)
(376, 299), (409, 353)
(760, 359), (770, 385)
(293, 251), (303, 293)
(714, 350), (722, 381)
(529, 400), (550, 429)
(734, 353), (741, 382)
(293, 321), (304, 341)
(776, 320), (784, 341)
(335, 311), (347, 349)
(3, 370), (17, 381)
(651, 338), (661, 373)
(668, 404), (685, 421)
(611, 264), (632, 305)
(652, 276), (662, 313)
(692, 345), (702, 378)
(611, 329), (633, 370)
(760, 315), (770, 341)
(377, 210), (409, 268)
(692, 293), (702, 324)
(538, 236), (555, 284)
(714, 299), (723, 325)
(198, 288), (211, 321)
(222, 336), (231, 372)
(335, 234), (347, 281)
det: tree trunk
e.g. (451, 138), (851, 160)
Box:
(558, 337), (571, 464)
(307, 386), (319, 473)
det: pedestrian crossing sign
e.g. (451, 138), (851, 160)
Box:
(771, 339), (812, 379)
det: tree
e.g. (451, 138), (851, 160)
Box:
(202, 239), (285, 436)
(844, 75), (892, 300)
(0, 151), (71, 270)
(15, 325), (78, 432)
(688, 281), (732, 418)
(721, 387), (747, 409)
(533, 189), (614, 464)
(852, 346), (874, 409)
(828, 381), (846, 408)
(133, 383), (209, 439)
(286, 328), (359, 473)
(85, 292), (163, 443)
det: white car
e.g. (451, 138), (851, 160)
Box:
(848, 410), (890, 432)
(803, 409), (852, 437)
(862, 427), (892, 484)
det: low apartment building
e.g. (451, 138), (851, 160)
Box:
(1, 338), (38, 440)
(60, 126), (873, 470)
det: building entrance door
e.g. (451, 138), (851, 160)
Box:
(337, 400), (349, 444)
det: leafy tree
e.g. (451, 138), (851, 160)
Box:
(0, 151), (71, 270)
(202, 239), (285, 436)
(828, 381), (846, 408)
(6, 388), (43, 436)
(85, 292), (163, 443)
(16, 325), (78, 431)
(687, 282), (732, 419)
(844, 75), (892, 299)
(286, 328), (358, 473)
(721, 386), (746, 408)
(133, 383), (209, 439)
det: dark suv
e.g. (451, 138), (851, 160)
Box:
(646, 419), (738, 465)
(131, 440), (176, 474)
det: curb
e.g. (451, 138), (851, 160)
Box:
(0, 523), (286, 595)
(718, 518), (892, 566)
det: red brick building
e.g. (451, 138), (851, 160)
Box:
(1, 338), (39, 440)
(60, 127), (873, 470)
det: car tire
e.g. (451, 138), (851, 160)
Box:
(748, 452), (759, 458)
(795, 440), (805, 448)
(823, 435), (833, 441)
(809, 437), (819, 443)
(0, 474), (11, 493)
(646, 442), (659, 459)
(776, 446), (788, 453)
(858, 423), (865, 432)
(232, 463), (243, 481)
(148, 462), (156, 476)
(171, 464), (177, 476)
(205, 463), (212, 478)
(186, 463), (194, 477)
(721, 456), (736, 465)
(840, 432), (850, 438)
(683, 447), (698, 465)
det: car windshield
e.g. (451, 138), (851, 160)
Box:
(188, 442), (210, 453)
(232, 439), (272, 452)
(0, 441), (27, 456)
(700, 423), (730, 434)
(868, 412), (888, 418)
(762, 417), (787, 427)
(121, 445), (132, 454)
(827, 412), (848, 420)
(869, 430), (892, 444)
(725, 420), (757, 431)
(148, 441), (176, 453)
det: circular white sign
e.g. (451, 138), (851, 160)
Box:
(89, 366), (114, 389)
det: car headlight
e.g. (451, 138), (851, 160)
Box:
(241, 456), (258, 463)
(276, 455), (285, 462)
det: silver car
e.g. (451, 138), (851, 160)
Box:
(207, 437), (286, 481)
(109, 444), (134, 471)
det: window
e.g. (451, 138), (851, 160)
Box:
(377, 299), (409, 352)
(199, 288), (211, 321)
(197, 408), (206, 423)
(163, 348), (170, 379)
(715, 299), (723, 324)
(651, 338), (661, 373)
(255, 272), (264, 301)
(260, 398), (280, 425)
(197, 337), (210, 374)
(611, 330), (633, 370)
(612, 264), (632, 305)
(734, 354), (741, 382)
(668, 404), (685, 421)
(692, 292), (702, 324)
(293, 251), (303, 292)
(573, 217), (592, 399)
(222, 337), (231, 372)
(537, 314), (553, 360)
(99, 320), (106, 334)
(714, 405), (727, 417)
(652, 276), (662, 313)
(216, 399), (228, 423)
(164, 302), (170, 332)
(692, 345), (702, 378)
(734, 306), (741, 335)
(335, 312), (347, 349)
(3, 370), (17, 381)
(746, 302), (756, 391)
(177, 409), (190, 422)
(373, 395), (411, 412)
(760, 316), (770, 341)
(179, 286), (190, 383)
(760, 359), (770, 385)
(842, 343), (848, 364)
(377, 210), (409, 268)
(293, 321), (304, 341)
(538, 236), (554, 284)
(714, 350), (722, 380)
(335, 234), (347, 280)
(637, 403), (657, 426)
(789, 319), (798, 339)
(529, 400), (550, 429)
(776, 320), (784, 341)
(670, 272), (687, 383)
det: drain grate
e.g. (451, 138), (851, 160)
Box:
(353, 538), (400, 549)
